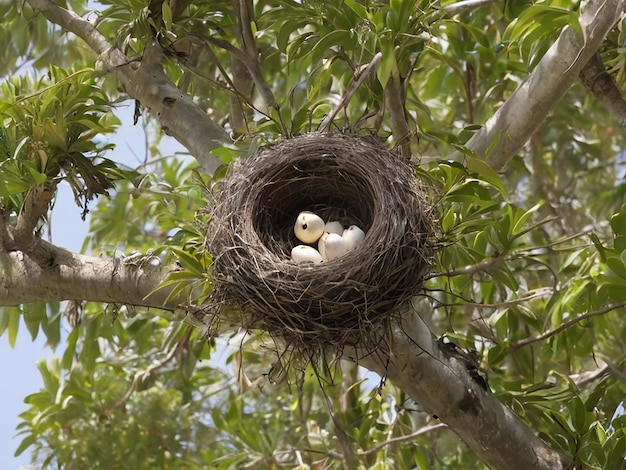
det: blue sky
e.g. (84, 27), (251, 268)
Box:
(0, 104), (185, 468)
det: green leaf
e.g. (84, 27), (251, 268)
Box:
(310, 30), (351, 65)
(7, 308), (19, 348)
(610, 205), (626, 236)
(170, 247), (206, 276)
(14, 434), (36, 457)
(463, 155), (507, 196)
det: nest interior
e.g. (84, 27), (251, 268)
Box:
(206, 133), (436, 349)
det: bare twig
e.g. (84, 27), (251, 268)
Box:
(437, 288), (554, 310)
(511, 301), (626, 350)
(443, 0), (501, 17)
(357, 423), (447, 456)
(106, 326), (193, 412)
(385, 73), (412, 159)
(319, 53), (383, 132)
(429, 255), (504, 278)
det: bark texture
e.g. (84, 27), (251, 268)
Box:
(354, 308), (573, 470)
(462, 0), (626, 170)
(0, 242), (177, 309)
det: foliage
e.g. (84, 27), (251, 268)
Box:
(1, 0), (626, 468)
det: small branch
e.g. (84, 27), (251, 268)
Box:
(1, 184), (58, 267)
(429, 255), (504, 278)
(511, 301), (626, 350)
(106, 326), (193, 412)
(437, 288), (554, 310)
(13, 184), (56, 240)
(319, 53), (383, 132)
(233, 0), (283, 130)
(580, 52), (626, 128)
(358, 424), (447, 456)
(27, 0), (114, 57)
(385, 73), (412, 159)
(443, 0), (501, 17)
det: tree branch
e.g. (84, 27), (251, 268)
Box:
(357, 423), (447, 456)
(579, 52), (626, 128)
(443, 0), (501, 17)
(349, 307), (573, 470)
(105, 326), (193, 414)
(25, 0), (230, 176)
(5, 184), (58, 267)
(0, 241), (180, 309)
(233, 0), (282, 126)
(511, 300), (626, 350)
(319, 53), (382, 133)
(460, 0), (626, 170)
(385, 73), (412, 159)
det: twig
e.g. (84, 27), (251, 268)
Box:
(105, 326), (193, 412)
(437, 288), (554, 310)
(386, 73), (412, 159)
(357, 423), (448, 456)
(233, 0), (284, 132)
(429, 255), (504, 278)
(443, 0), (501, 17)
(511, 300), (626, 350)
(319, 52), (383, 132)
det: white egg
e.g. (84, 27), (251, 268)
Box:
(294, 211), (325, 244)
(318, 232), (347, 261)
(324, 220), (344, 235)
(291, 245), (323, 264)
(342, 225), (365, 251)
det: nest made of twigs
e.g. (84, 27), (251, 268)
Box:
(206, 133), (436, 351)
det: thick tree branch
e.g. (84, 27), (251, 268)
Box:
(25, 0), (230, 176)
(351, 308), (573, 470)
(461, 0), (625, 170)
(0, 241), (180, 309)
(579, 52), (626, 127)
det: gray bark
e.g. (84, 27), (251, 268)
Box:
(461, 0), (626, 170)
(353, 308), (572, 470)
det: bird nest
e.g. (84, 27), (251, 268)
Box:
(206, 133), (436, 353)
